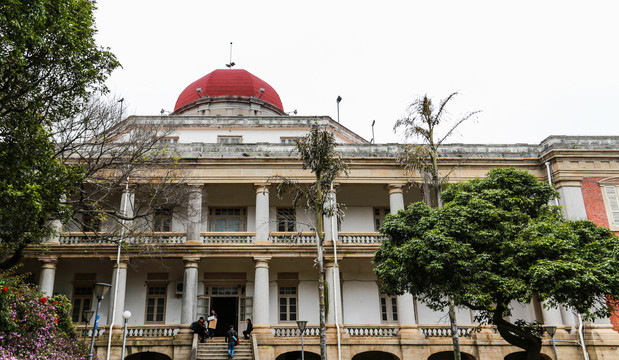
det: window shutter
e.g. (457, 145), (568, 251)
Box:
(604, 186), (619, 224)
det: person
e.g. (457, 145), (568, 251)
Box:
(243, 318), (253, 339)
(191, 317), (206, 343)
(207, 309), (218, 339)
(225, 324), (238, 359)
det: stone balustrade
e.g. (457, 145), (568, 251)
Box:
(418, 325), (475, 337)
(345, 325), (399, 337)
(272, 326), (321, 337)
(269, 232), (317, 244)
(338, 232), (389, 244)
(200, 232), (256, 243)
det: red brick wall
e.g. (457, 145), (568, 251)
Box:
(581, 178), (619, 331)
(580, 177), (610, 227)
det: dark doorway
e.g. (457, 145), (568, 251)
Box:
(505, 352), (552, 360)
(275, 351), (321, 360)
(428, 352), (476, 360)
(352, 351), (400, 360)
(211, 296), (238, 337)
(125, 352), (171, 360)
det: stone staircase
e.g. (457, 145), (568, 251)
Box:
(196, 339), (253, 360)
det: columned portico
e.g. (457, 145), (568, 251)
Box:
(187, 184), (204, 243)
(181, 257), (200, 324)
(253, 256), (271, 327)
(324, 186), (338, 241)
(107, 257), (129, 325)
(255, 184), (270, 242)
(38, 256), (57, 297)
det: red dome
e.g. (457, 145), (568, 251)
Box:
(174, 69), (284, 112)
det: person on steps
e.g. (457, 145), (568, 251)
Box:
(225, 325), (238, 359)
(243, 318), (253, 339)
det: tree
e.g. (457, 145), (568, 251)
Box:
(393, 92), (480, 359)
(0, 0), (120, 268)
(374, 168), (619, 360)
(274, 124), (348, 360)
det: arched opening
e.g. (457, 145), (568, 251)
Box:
(428, 351), (476, 360)
(275, 351), (321, 360)
(352, 351), (400, 360)
(505, 352), (552, 360)
(125, 352), (171, 360)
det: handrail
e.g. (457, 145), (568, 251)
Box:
(251, 333), (260, 360)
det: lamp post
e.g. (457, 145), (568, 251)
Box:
(336, 96), (342, 123)
(545, 325), (559, 360)
(297, 320), (308, 360)
(88, 283), (111, 360)
(82, 309), (95, 338)
(121, 310), (132, 360)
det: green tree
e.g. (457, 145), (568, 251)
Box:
(0, 0), (119, 268)
(374, 168), (619, 360)
(394, 92), (480, 359)
(274, 124), (348, 360)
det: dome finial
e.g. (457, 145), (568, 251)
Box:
(225, 42), (235, 69)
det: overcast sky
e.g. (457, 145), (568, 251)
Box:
(94, 1), (619, 145)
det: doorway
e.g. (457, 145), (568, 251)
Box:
(211, 296), (238, 337)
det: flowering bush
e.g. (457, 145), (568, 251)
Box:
(0, 268), (89, 360)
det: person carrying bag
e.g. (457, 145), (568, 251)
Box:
(225, 325), (238, 358)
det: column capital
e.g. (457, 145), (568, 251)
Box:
(324, 256), (343, 268)
(254, 183), (270, 193)
(253, 256), (272, 268)
(187, 183), (204, 191)
(39, 256), (58, 269)
(183, 257), (200, 268)
(386, 183), (405, 194)
(109, 256), (130, 268)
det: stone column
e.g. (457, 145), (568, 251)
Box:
(181, 257), (199, 324)
(254, 184), (270, 242)
(39, 256), (58, 297)
(325, 259), (343, 324)
(107, 257), (129, 325)
(387, 184), (418, 328)
(387, 184), (405, 213)
(187, 185), (203, 243)
(120, 188), (135, 220)
(324, 186), (338, 241)
(253, 256), (271, 327)
(541, 301), (565, 326)
(46, 219), (62, 243)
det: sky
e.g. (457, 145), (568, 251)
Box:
(94, 1), (619, 145)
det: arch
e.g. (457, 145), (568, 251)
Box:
(428, 351), (476, 360)
(275, 351), (321, 360)
(505, 352), (552, 360)
(125, 352), (172, 360)
(352, 350), (400, 360)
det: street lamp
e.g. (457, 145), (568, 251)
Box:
(121, 310), (132, 360)
(88, 283), (111, 360)
(297, 320), (308, 360)
(82, 309), (95, 338)
(545, 325), (558, 360)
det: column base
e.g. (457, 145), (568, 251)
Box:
(398, 325), (426, 340)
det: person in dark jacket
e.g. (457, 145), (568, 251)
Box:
(191, 317), (206, 343)
(225, 325), (238, 358)
(243, 318), (253, 339)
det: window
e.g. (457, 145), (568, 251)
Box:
(277, 208), (296, 231)
(153, 208), (173, 232)
(279, 286), (297, 322)
(380, 294), (398, 323)
(280, 137), (302, 144)
(603, 185), (619, 227)
(71, 286), (93, 323)
(373, 207), (390, 231)
(209, 208), (247, 232)
(145, 285), (167, 323)
(218, 136), (242, 144)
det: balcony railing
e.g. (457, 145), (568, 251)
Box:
(78, 325), (180, 339)
(272, 325), (321, 337)
(58, 232), (387, 245)
(345, 325), (399, 337)
(418, 325), (476, 337)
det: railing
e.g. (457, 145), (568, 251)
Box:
(338, 232), (389, 244)
(272, 326), (321, 337)
(78, 328), (106, 338)
(59, 232), (187, 244)
(125, 326), (181, 337)
(201, 232), (255, 243)
(269, 232), (316, 244)
(418, 325), (475, 337)
(345, 326), (399, 337)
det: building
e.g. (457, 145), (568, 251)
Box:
(20, 69), (619, 360)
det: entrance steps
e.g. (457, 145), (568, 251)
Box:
(197, 339), (253, 360)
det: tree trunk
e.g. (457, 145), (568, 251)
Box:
(448, 298), (461, 360)
(315, 181), (327, 360)
(492, 306), (542, 360)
